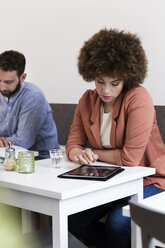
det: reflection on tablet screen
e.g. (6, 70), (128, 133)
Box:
(67, 165), (121, 178)
(58, 165), (124, 181)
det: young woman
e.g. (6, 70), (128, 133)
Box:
(66, 28), (165, 248)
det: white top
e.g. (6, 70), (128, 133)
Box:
(100, 105), (112, 148)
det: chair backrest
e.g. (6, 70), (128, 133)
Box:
(50, 103), (77, 145)
(129, 201), (165, 248)
(155, 106), (165, 143)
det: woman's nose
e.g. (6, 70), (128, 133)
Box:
(103, 84), (111, 93)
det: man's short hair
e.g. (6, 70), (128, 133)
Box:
(0, 50), (26, 77)
(78, 28), (148, 91)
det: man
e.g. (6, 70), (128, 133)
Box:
(0, 50), (59, 159)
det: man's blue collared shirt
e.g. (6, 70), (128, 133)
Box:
(0, 82), (59, 158)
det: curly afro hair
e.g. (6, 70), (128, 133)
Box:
(78, 28), (148, 90)
(0, 50), (26, 77)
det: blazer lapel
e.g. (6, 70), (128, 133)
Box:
(90, 97), (102, 148)
(111, 93), (125, 148)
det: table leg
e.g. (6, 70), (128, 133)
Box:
(21, 209), (32, 233)
(52, 202), (68, 248)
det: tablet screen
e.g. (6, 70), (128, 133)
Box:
(58, 165), (124, 181)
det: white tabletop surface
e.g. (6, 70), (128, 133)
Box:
(0, 159), (155, 200)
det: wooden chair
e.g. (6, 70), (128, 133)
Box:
(129, 201), (165, 248)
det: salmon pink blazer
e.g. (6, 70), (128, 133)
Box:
(66, 86), (165, 189)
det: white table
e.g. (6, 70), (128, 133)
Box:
(0, 159), (155, 248)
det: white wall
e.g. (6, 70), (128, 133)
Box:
(1, 0), (165, 105)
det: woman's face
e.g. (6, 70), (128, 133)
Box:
(95, 76), (124, 107)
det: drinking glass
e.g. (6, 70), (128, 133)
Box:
(49, 149), (64, 168)
(18, 151), (35, 173)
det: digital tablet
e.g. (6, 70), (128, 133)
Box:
(58, 165), (124, 181)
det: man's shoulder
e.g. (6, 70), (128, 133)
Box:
(17, 82), (50, 110)
(23, 82), (44, 95)
(22, 82), (46, 100)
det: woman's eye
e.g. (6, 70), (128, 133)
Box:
(97, 81), (104, 84)
(112, 81), (120, 86)
(112, 83), (119, 87)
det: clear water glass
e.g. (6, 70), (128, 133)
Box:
(49, 149), (64, 168)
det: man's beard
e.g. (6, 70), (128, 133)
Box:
(1, 81), (21, 98)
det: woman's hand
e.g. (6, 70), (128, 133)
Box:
(69, 148), (98, 165)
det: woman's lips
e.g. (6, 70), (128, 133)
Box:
(102, 95), (112, 101)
